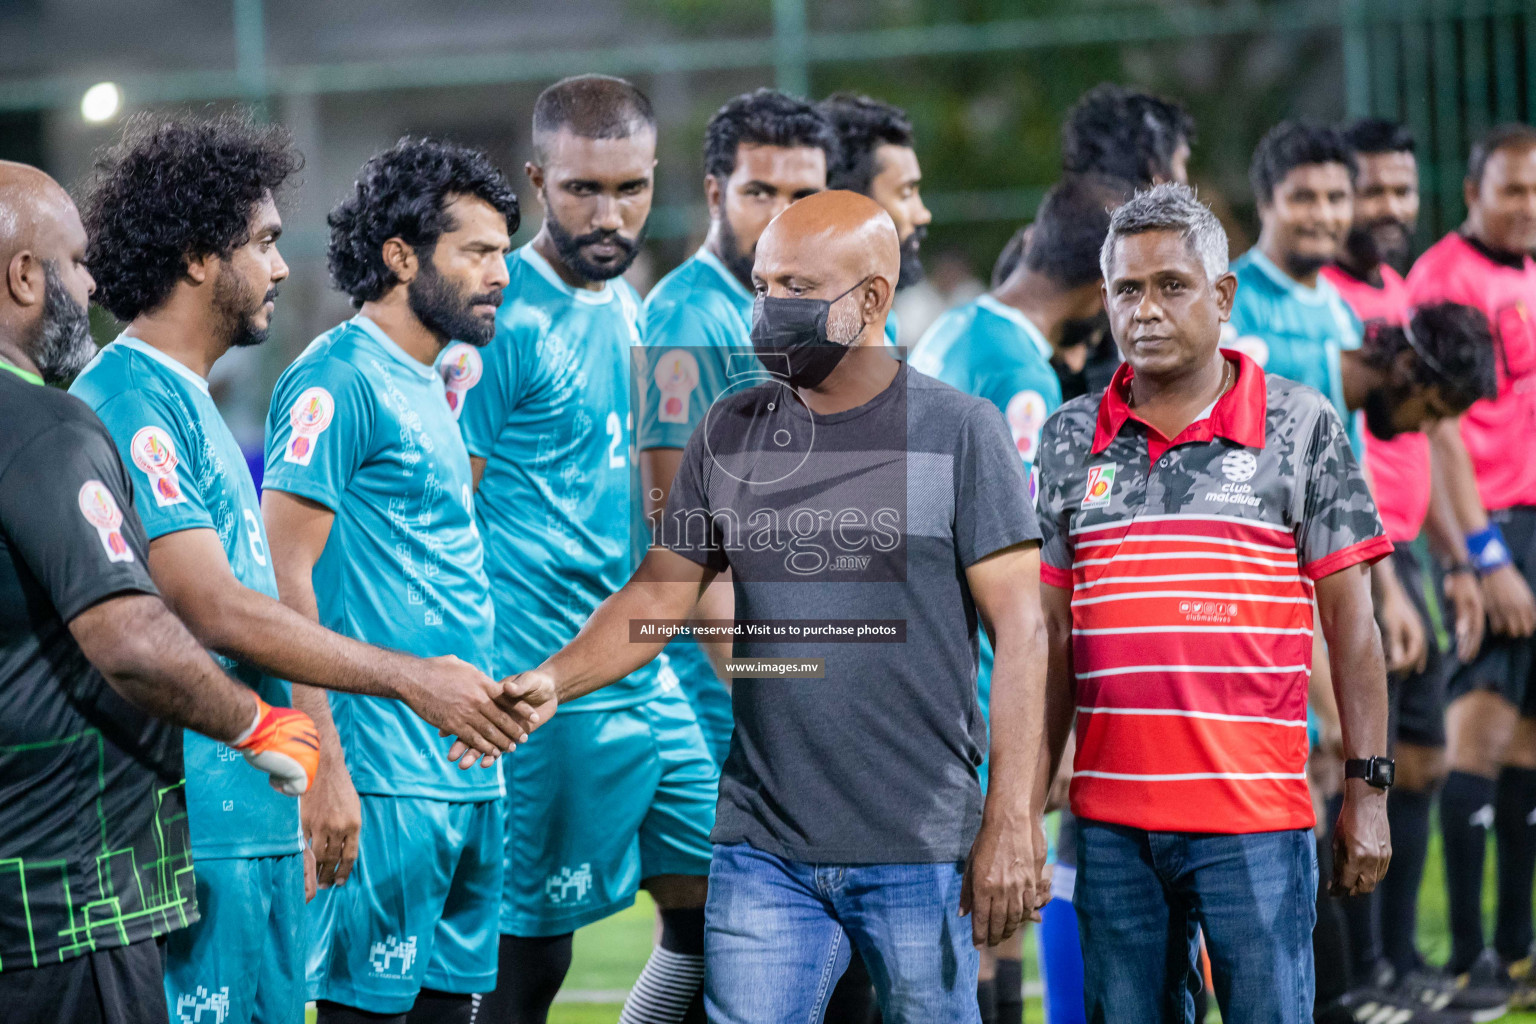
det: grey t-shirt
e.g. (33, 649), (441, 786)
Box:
(659, 362), (1040, 863)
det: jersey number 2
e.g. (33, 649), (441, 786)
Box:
(606, 411), (627, 469)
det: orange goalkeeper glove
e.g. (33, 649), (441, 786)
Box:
(232, 697), (321, 796)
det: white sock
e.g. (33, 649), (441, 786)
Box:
(617, 945), (705, 1024)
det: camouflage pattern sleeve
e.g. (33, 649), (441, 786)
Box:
(1295, 397), (1392, 580)
(1035, 407), (1084, 589)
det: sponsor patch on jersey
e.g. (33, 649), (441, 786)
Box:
(1222, 449), (1258, 483)
(440, 343), (483, 420)
(78, 479), (134, 563)
(654, 349), (700, 425)
(130, 426), (187, 506)
(1081, 464), (1117, 509)
(284, 387), (335, 466)
(1004, 389), (1048, 462)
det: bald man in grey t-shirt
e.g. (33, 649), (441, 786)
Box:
(494, 190), (1050, 1023)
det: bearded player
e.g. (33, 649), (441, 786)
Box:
(821, 92), (930, 346)
(459, 77), (715, 1024)
(261, 138), (529, 1024)
(639, 89), (836, 769)
(73, 115), (534, 1024)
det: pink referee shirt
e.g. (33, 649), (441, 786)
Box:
(1321, 264), (1430, 543)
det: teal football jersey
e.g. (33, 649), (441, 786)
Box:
(638, 248), (749, 746)
(263, 315), (500, 802)
(72, 336), (303, 859)
(909, 294), (1061, 718)
(1227, 248), (1365, 453)
(454, 245), (667, 711)
(638, 247), (752, 453)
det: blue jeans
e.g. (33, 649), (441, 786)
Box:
(704, 842), (980, 1024)
(1075, 821), (1317, 1024)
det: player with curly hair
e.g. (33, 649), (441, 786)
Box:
(258, 136), (537, 1024)
(70, 114), (534, 1024)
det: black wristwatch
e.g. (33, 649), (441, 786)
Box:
(1344, 757), (1395, 789)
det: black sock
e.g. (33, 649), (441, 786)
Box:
(1314, 835), (1353, 1005)
(475, 933), (574, 1024)
(406, 989), (472, 1024)
(1495, 765), (1536, 961)
(317, 1002), (405, 1024)
(1380, 787), (1434, 976)
(1442, 770), (1497, 973)
(977, 977), (997, 1024)
(994, 958), (1023, 1024)
(825, 948), (878, 1024)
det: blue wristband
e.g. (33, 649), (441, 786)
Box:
(1467, 524), (1515, 575)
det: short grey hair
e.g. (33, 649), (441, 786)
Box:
(1098, 182), (1229, 284)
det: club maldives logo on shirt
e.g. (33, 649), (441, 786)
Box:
(1081, 464), (1117, 509)
(78, 480), (134, 563)
(440, 343), (483, 419)
(130, 426), (187, 507)
(284, 387), (335, 466)
(1205, 449), (1262, 507)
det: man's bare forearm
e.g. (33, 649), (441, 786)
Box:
(1038, 584), (1077, 809)
(1318, 566), (1390, 763)
(1425, 418), (1486, 562)
(293, 682), (346, 769)
(982, 609), (1048, 827)
(70, 593), (257, 743)
(545, 574), (705, 702)
(179, 582), (422, 704)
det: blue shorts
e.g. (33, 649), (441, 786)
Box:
(669, 639), (733, 766)
(502, 686), (717, 936)
(306, 795), (503, 1014)
(165, 852), (305, 1024)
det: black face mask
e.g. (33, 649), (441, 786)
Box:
(751, 277), (869, 388)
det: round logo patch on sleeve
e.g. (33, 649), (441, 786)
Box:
(1004, 389), (1048, 462)
(284, 387), (335, 466)
(440, 343), (484, 420)
(654, 349), (700, 425)
(129, 426), (187, 507)
(78, 480), (135, 563)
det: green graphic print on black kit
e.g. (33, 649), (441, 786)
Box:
(1036, 373), (1383, 560)
(0, 370), (197, 974)
(0, 735), (194, 972)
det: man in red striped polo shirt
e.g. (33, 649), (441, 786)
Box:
(1036, 183), (1392, 1024)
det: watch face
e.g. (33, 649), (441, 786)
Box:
(1374, 760), (1395, 787)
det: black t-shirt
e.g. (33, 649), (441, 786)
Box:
(659, 364), (1041, 863)
(0, 370), (194, 971)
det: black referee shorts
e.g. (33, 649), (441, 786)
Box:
(1388, 544), (1449, 749)
(0, 938), (168, 1024)
(1447, 506), (1536, 717)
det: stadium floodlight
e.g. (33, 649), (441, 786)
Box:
(80, 82), (122, 123)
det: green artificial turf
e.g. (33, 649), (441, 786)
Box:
(307, 826), (1536, 1023)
